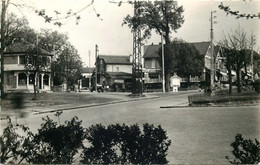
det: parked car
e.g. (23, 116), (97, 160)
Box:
(91, 84), (104, 92)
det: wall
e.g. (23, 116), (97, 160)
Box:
(144, 58), (161, 69)
(4, 56), (18, 64)
(106, 64), (132, 73)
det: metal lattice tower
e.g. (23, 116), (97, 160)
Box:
(132, 1), (143, 94)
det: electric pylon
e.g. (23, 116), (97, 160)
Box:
(132, 1), (143, 95)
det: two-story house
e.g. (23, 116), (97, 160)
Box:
(143, 42), (226, 89)
(3, 43), (53, 93)
(94, 55), (132, 90)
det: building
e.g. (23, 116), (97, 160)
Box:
(143, 42), (226, 89)
(3, 42), (53, 93)
(94, 55), (132, 91)
(79, 67), (95, 89)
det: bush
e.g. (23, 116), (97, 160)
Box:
(1, 117), (171, 164)
(81, 123), (171, 164)
(253, 80), (260, 93)
(0, 115), (85, 164)
(226, 134), (260, 164)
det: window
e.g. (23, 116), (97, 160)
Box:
(116, 67), (119, 72)
(42, 56), (47, 65)
(149, 73), (158, 79)
(43, 75), (49, 85)
(18, 73), (27, 85)
(19, 55), (25, 64)
(29, 74), (35, 84)
(28, 56), (36, 65)
(151, 59), (156, 68)
(4, 56), (18, 64)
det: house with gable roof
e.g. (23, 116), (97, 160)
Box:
(93, 55), (133, 91)
(3, 42), (53, 93)
(143, 41), (227, 89)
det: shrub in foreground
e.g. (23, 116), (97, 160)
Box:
(0, 116), (171, 164)
(81, 123), (171, 164)
(226, 134), (260, 164)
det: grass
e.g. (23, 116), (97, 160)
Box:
(188, 89), (260, 106)
(1, 92), (127, 112)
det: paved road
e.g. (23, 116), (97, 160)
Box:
(1, 92), (259, 164)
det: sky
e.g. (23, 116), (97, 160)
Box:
(8, 0), (260, 67)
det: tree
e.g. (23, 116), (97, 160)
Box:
(123, 0), (184, 91)
(220, 47), (234, 94)
(220, 27), (255, 93)
(159, 39), (203, 85)
(4, 13), (35, 47)
(24, 41), (52, 100)
(53, 43), (83, 88)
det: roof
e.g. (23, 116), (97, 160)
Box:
(82, 67), (95, 73)
(99, 55), (131, 64)
(143, 42), (216, 58)
(4, 42), (53, 56)
(143, 45), (161, 58)
(189, 42), (210, 55)
(106, 72), (132, 79)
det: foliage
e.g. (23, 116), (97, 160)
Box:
(29, 116), (85, 164)
(159, 39), (203, 81)
(123, 0), (184, 45)
(81, 123), (171, 164)
(226, 134), (260, 164)
(219, 26), (255, 93)
(218, 2), (260, 19)
(4, 13), (35, 48)
(0, 116), (85, 164)
(4, 13), (83, 87)
(1, 116), (171, 164)
(253, 80), (260, 93)
(0, 117), (24, 164)
(123, 0), (184, 92)
(34, 0), (102, 26)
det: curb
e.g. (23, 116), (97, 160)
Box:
(160, 104), (259, 109)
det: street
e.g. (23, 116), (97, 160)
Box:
(1, 92), (259, 164)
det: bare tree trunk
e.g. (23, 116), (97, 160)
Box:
(1, 1), (6, 99)
(236, 65), (241, 93)
(33, 72), (37, 100)
(164, 33), (171, 92)
(165, 72), (170, 92)
(244, 63), (248, 86)
(228, 66), (232, 95)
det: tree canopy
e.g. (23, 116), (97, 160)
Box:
(123, 0), (184, 45)
(159, 39), (204, 80)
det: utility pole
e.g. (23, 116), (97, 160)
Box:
(161, 34), (165, 93)
(210, 11), (217, 91)
(250, 34), (255, 82)
(95, 45), (98, 92)
(89, 50), (91, 89)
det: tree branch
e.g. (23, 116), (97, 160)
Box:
(218, 2), (260, 19)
